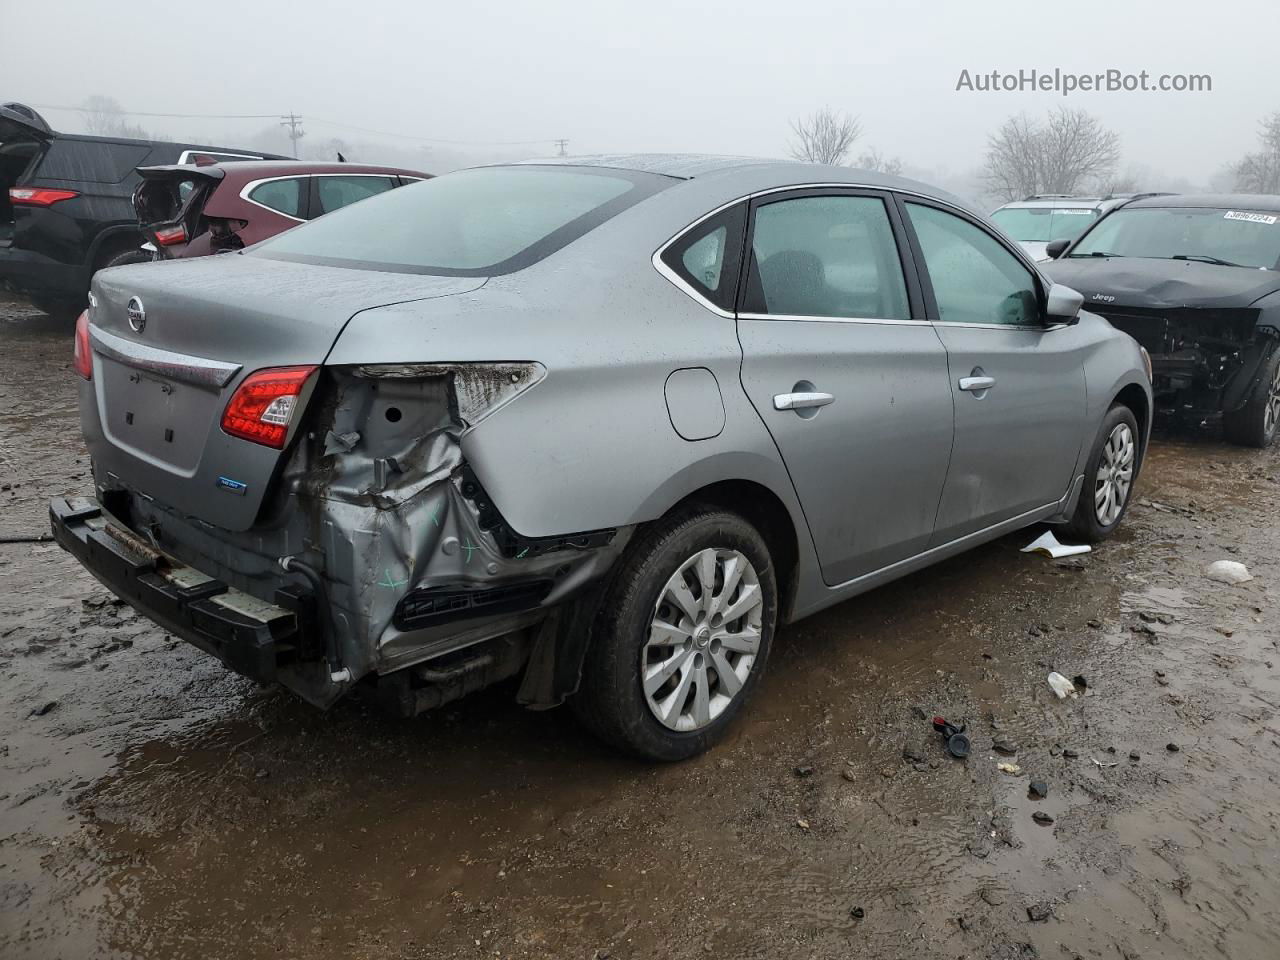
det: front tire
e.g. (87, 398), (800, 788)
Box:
(1223, 348), (1280, 448)
(1062, 404), (1140, 543)
(573, 508), (777, 761)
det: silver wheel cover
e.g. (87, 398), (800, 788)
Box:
(641, 547), (764, 732)
(1265, 361), (1280, 436)
(1094, 421), (1135, 527)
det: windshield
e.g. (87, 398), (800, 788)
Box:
(253, 165), (670, 276)
(991, 206), (1097, 243)
(1070, 207), (1280, 269)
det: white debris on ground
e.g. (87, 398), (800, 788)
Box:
(1204, 560), (1253, 584)
(1022, 530), (1092, 559)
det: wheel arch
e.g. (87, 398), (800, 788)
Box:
(1113, 381), (1150, 451)
(653, 478), (802, 624)
(87, 223), (145, 271)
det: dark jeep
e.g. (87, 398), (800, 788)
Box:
(1043, 194), (1280, 447)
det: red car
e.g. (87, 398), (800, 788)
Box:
(132, 160), (431, 259)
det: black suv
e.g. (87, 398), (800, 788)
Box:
(1, 103), (283, 318)
(1043, 194), (1280, 448)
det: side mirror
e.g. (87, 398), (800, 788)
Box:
(1045, 238), (1071, 260)
(1044, 283), (1084, 326)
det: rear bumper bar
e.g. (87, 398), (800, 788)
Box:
(49, 495), (314, 683)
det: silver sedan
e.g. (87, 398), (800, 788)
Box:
(53, 155), (1151, 760)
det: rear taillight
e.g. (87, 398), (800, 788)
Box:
(153, 224), (187, 246)
(221, 366), (317, 448)
(73, 311), (92, 380)
(9, 187), (79, 206)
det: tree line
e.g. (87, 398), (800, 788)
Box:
(788, 105), (1280, 201)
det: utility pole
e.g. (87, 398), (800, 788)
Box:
(554, 138), (569, 157)
(280, 112), (305, 158)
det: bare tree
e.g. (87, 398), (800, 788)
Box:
(788, 108), (862, 165)
(982, 108), (1120, 201)
(854, 147), (904, 177)
(81, 96), (148, 139)
(1233, 112), (1280, 194)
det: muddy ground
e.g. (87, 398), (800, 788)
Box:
(1, 291), (1277, 960)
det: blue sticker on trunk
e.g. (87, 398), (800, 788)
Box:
(216, 476), (248, 496)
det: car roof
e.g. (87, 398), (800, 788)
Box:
(998, 198), (1103, 210)
(1124, 193), (1280, 212)
(502, 153), (975, 213)
(205, 159), (428, 178)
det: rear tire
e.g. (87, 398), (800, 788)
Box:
(1223, 348), (1280, 448)
(572, 508), (777, 761)
(1062, 404), (1140, 543)
(97, 247), (149, 272)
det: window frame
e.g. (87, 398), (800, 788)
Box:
(894, 195), (1051, 331)
(737, 186), (927, 324)
(655, 201), (748, 316)
(241, 175), (310, 222)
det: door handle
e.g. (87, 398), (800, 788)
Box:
(958, 376), (996, 392)
(773, 391), (834, 411)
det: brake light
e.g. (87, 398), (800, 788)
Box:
(73, 311), (93, 380)
(9, 187), (79, 206)
(221, 366), (317, 448)
(153, 224), (187, 246)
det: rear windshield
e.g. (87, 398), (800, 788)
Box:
(252, 165), (670, 276)
(1070, 207), (1280, 270)
(991, 206), (1097, 243)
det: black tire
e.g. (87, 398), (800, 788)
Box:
(1062, 404), (1141, 543)
(1223, 348), (1280, 448)
(572, 508), (777, 761)
(97, 247), (149, 272)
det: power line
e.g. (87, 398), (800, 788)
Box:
(280, 112), (304, 158)
(34, 103), (561, 148)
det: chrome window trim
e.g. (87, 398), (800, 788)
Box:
(239, 175), (308, 223)
(739, 312), (929, 326)
(239, 173), (400, 222)
(90, 325), (242, 389)
(654, 181), (1034, 321)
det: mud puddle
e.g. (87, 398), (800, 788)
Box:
(2, 293), (1278, 959)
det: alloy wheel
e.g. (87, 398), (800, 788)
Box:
(1094, 422), (1135, 527)
(1265, 361), (1280, 436)
(641, 548), (763, 732)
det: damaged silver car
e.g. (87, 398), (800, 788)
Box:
(53, 156), (1152, 760)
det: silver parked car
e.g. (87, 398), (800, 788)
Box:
(53, 156), (1151, 760)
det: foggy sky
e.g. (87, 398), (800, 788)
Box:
(4, 0), (1276, 190)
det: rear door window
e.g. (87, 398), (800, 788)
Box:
(743, 194), (910, 320)
(248, 178), (305, 219)
(314, 175), (397, 216)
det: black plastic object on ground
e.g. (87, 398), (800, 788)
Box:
(931, 716), (971, 758)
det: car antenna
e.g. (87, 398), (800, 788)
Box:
(337, 152), (346, 163)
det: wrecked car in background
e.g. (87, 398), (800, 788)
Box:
(1043, 194), (1280, 447)
(51, 156), (1151, 760)
(133, 160), (430, 259)
(0, 102), (282, 319)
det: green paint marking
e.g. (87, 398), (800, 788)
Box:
(462, 538), (477, 564)
(378, 568), (409, 589)
(516, 547), (529, 559)
(429, 505), (441, 527)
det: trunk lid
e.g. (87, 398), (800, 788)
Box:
(86, 254), (485, 531)
(133, 164), (225, 257)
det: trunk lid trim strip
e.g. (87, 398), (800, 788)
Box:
(90, 325), (243, 389)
